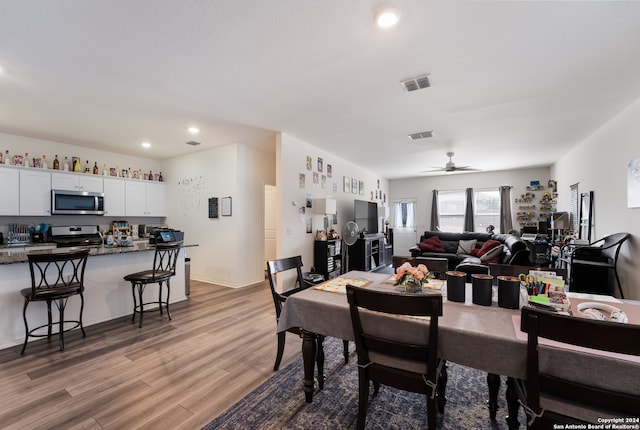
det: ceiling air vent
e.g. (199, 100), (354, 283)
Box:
(186, 140), (201, 146)
(401, 74), (431, 92)
(408, 131), (434, 140)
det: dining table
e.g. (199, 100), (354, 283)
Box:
(276, 270), (640, 429)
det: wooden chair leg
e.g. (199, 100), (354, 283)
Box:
(274, 331), (286, 371)
(21, 300), (29, 355)
(356, 372), (370, 430)
(342, 340), (349, 363)
(138, 284), (145, 328)
(79, 293), (86, 337)
(58, 298), (65, 351)
(165, 280), (171, 320)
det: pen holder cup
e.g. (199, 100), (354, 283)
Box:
(446, 271), (466, 303)
(497, 276), (521, 309)
(471, 274), (493, 306)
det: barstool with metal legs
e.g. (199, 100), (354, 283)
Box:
(124, 242), (182, 328)
(20, 249), (90, 354)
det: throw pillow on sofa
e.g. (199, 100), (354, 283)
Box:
(417, 235), (445, 252)
(474, 239), (501, 257)
(457, 239), (477, 255)
(480, 244), (504, 263)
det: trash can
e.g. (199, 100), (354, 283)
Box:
(185, 257), (191, 296)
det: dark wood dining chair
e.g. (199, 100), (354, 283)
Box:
(346, 285), (443, 430)
(124, 242), (182, 328)
(20, 249), (90, 354)
(392, 255), (448, 280)
(266, 256), (349, 371)
(520, 306), (640, 428)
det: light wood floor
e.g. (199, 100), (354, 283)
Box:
(0, 279), (302, 430)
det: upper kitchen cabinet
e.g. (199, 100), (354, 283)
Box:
(51, 171), (103, 193)
(19, 169), (51, 216)
(0, 166), (20, 215)
(125, 181), (166, 217)
(103, 178), (126, 217)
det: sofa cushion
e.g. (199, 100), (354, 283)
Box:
(457, 239), (477, 255)
(480, 244), (504, 263)
(474, 239), (501, 257)
(417, 235), (445, 252)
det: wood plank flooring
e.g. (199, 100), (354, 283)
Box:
(0, 280), (302, 430)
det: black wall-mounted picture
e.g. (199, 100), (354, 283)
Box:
(208, 197), (218, 218)
(221, 196), (232, 216)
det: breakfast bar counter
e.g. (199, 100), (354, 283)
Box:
(0, 242), (197, 350)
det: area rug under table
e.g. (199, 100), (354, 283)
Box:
(203, 338), (526, 429)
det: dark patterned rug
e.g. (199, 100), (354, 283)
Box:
(203, 338), (526, 429)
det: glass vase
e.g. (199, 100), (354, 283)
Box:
(403, 278), (423, 294)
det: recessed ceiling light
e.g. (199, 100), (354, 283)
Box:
(188, 126), (199, 134)
(408, 131), (434, 140)
(401, 74), (432, 92)
(375, 6), (400, 28)
(141, 142), (151, 148)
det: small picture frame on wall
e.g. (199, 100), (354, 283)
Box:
(359, 180), (365, 195)
(221, 196), (232, 216)
(208, 197), (218, 218)
(343, 176), (350, 193)
(351, 178), (358, 194)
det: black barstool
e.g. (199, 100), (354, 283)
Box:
(124, 242), (182, 328)
(20, 249), (90, 354)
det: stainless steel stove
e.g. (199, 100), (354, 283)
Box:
(49, 225), (103, 248)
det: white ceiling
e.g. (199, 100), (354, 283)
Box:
(1, 1), (640, 179)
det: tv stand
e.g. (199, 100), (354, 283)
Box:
(348, 235), (389, 272)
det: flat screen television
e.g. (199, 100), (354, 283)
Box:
(354, 200), (378, 235)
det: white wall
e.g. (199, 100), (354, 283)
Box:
(162, 143), (275, 287)
(388, 167), (552, 253)
(552, 98), (640, 299)
(276, 133), (389, 289)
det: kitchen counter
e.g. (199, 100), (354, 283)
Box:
(0, 241), (197, 264)
(0, 241), (197, 350)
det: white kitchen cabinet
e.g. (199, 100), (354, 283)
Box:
(19, 169), (51, 216)
(125, 181), (166, 216)
(0, 166), (20, 215)
(51, 171), (103, 193)
(103, 178), (126, 217)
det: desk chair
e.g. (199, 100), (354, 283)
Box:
(346, 285), (443, 430)
(20, 249), (89, 354)
(266, 256), (349, 371)
(124, 242), (182, 328)
(520, 306), (640, 428)
(569, 233), (630, 298)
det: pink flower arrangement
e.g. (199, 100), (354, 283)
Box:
(394, 262), (433, 286)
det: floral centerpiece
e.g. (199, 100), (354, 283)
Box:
(394, 262), (434, 293)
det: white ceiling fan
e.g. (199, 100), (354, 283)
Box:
(423, 152), (479, 173)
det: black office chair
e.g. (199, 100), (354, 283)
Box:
(266, 256), (349, 371)
(569, 233), (630, 298)
(124, 242), (182, 328)
(346, 285), (443, 430)
(520, 306), (640, 428)
(20, 249), (90, 354)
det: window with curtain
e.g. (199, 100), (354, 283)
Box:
(437, 190), (465, 232)
(474, 188), (501, 233)
(392, 200), (416, 230)
(436, 188), (502, 233)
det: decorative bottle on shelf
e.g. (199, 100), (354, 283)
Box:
(23, 153), (30, 167)
(116, 165), (120, 177)
(3, 150), (9, 165)
(84, 160), (90, 173)
(103, 163), (108, 176)
(53, 155), (60, 170)
(41, 155), (48, 169)
(73, 158), (81, 172)
(93, 162), (99, 174)
(158, 172), (163, 182)
(149, 170), (153, 180)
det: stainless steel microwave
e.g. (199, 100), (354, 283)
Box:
(51, 190), (105, 215)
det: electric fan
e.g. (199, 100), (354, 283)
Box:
(341, 221), (360, 273)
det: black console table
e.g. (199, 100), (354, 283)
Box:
(347, 235), (389, 272)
